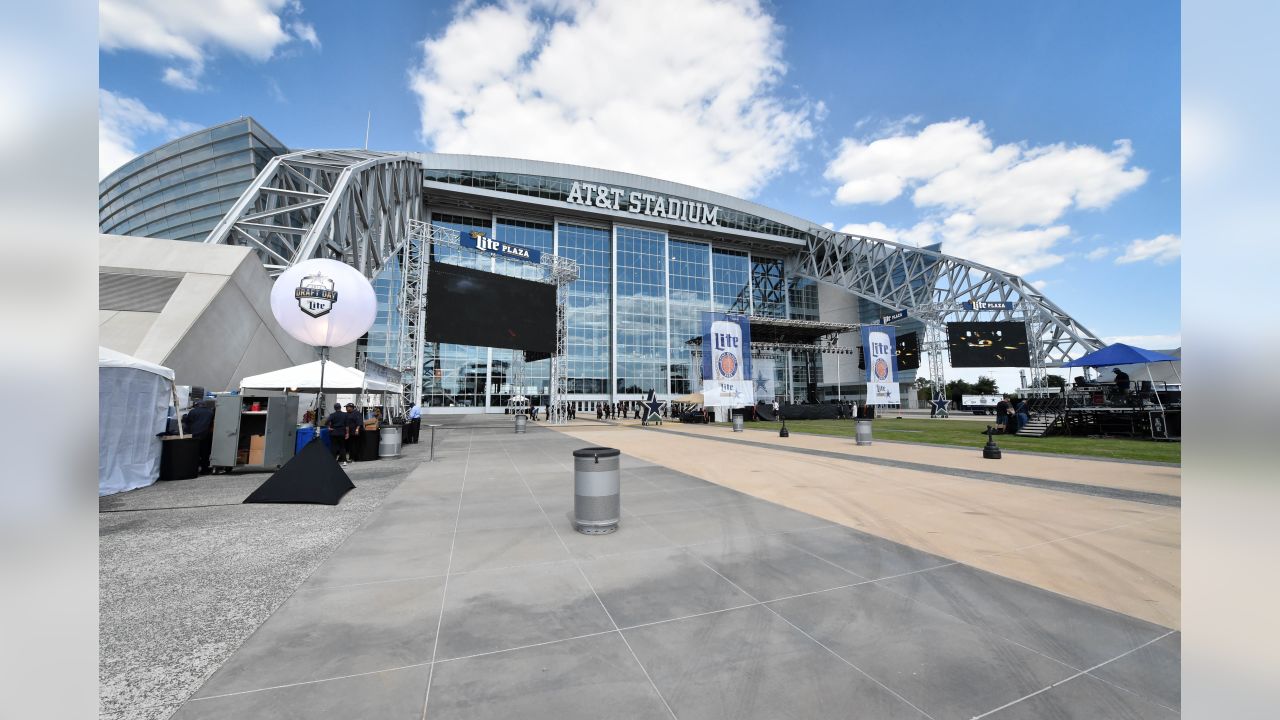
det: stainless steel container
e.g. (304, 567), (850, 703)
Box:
(732, 415), (744, 432)
(515, 414), (527, 434)
(573, 447), (620, 534)
(856, 419), (873, 446)
(378, 426), (401, 458)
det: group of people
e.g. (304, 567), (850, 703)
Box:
(595, 401), (667, 421)
(323, 402), (379, 466)
(994, 395), (1031, 434)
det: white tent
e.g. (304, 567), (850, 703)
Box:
(100, 346), (175, 496)
(239, 360), (401, 394)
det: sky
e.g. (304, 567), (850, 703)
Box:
(98, 0), (1180, 389)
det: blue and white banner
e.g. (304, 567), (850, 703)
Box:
(961, 300), (1015, 312)
(461, 230), (542, 264)
(700, 312), (754, 407)
(861, 324), (901, 405)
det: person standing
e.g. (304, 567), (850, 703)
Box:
(325, 403), (348, 464)
(406, 402), (421, 444)
(772, 399), (780, 420)
(994, 396), (1010, 434)
(1014, 397), (1030, 434)
(182, 399), (216, 474)
(344, 403), (363, 463)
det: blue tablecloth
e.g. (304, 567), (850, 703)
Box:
(295, 426), (332, 454)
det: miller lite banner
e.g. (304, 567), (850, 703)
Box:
(700, 312), (754, 407)
(461, 230), (542, 264)
(861, 324), (901, 405)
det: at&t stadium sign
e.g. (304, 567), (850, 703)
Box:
(565, 181), (721, 227)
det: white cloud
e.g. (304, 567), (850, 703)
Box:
(1085, 246), (1111, 261)
(824, 118), (1149, 276)
(408, 0), (815, 198)
(98, 89), (199, 180)
(1115, 234), (1180, 265)
(99, 0), (318, 90)
(1031, 279), (1049, 290)
(1103, 334), (1182, 350)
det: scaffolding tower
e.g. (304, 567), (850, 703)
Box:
(397, 220), (579, 424)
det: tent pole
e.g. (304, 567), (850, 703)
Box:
(316, 347), (329, 427)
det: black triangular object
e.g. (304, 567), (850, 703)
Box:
(243, 438), (355, 505)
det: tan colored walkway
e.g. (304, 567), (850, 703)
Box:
(557, 423), (1181, 629)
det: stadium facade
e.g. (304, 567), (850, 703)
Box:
(100, 118), (1103, 415)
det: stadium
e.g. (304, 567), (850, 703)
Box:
(98, 117), (1103, 416)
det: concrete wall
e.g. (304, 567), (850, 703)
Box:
(99, 235), (349, 391)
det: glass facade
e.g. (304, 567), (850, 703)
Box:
(614, 226), (668, 395)
(788, 278), (820, 321)
(712, 248), (751, 314)
(751, 256), (786, 318)
(558, 223), (612, 395)
(98, 118), (288, 242)
(667, 239), (712, 395)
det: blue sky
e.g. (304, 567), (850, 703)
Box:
(99, 0), (1180, 381)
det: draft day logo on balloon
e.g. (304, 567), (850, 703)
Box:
(295, 272), (338, 318)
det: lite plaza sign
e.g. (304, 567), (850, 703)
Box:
(565, 180), (721, 227)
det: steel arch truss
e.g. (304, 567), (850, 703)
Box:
(204, 149), (422, 279)
(793, 228), (1104, 365)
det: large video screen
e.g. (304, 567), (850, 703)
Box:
(947, 322), (1030, 367)
(424, 262), (556, 355)
(857, 331), (920, 371)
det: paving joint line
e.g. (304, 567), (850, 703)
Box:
(510, 436), (680, 720)
(968, 629), (1178, 719)
(420, 428), (474, 720)
(631, 513), (938, 720)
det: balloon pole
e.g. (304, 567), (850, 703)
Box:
(316, 346), (329, 427)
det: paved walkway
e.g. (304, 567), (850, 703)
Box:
(168, 422), (1178, 719)
(559, 421), (1181, 630)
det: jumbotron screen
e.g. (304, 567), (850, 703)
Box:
(424, 262), (556, 355)
(857, 332), (920, 371)
(946, 322), (1030, 367)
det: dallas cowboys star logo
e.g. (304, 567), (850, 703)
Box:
(643, 389), (665, 423)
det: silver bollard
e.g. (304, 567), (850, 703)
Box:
(856, 419), (873, 446)
(573, 447), (620, 534)
(515, 414), (527, 434)
(732, 415), (744, 432)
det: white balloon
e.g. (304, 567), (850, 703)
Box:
(270, 259), (377, 348)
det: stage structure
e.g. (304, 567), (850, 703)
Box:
(878, 300), (1054, 392)
(792, 228), (1104, 381)
(398, 220), (578, 423)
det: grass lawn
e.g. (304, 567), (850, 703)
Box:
(774, 417), (1181, 464)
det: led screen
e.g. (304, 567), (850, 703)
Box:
(857, 331), (920, 371)
(946, 322), (1030, 367)
(424, 263), (556, 355)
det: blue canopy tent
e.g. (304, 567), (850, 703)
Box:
(1061, 343), (1179, 439)
(1060, 342), (1179, 368)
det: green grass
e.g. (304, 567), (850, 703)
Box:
(771, 418), (1181, 464)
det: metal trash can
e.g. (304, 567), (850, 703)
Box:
(732, 414), (744, 432)
(515, 414), (527, 434)
(856, 419), (873, 446)
(573, 446), (620, 534)
(378, 425), (401, 458)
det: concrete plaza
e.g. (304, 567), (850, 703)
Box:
(101, 417), (1179, 719)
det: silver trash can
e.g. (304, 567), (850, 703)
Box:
(378, 426), (402, 458)
(856, 419), (873, 446)
(573, 446), (620, 534)
(732, 415), (744, 432)
(515, 414), (527, 434)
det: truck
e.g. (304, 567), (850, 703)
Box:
(961, 394), (1001, 414)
